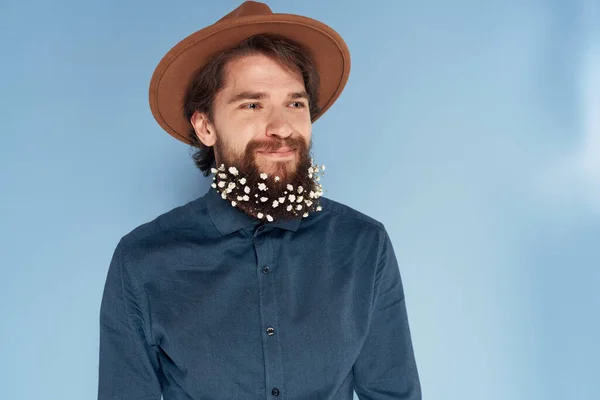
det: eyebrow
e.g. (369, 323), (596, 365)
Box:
(227, 91), (310, 104)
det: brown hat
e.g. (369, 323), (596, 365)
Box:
(148, 1), (351, 144)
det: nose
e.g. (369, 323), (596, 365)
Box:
(265, 111), (293, 139)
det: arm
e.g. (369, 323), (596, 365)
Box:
(98, 240), (162, 400)
(353, 229), (422, 399)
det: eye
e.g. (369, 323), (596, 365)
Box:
(290, 101), (306, 108)
(241, 103), (261, 110)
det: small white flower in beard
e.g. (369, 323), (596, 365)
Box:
(296, 196), (303, 203)
(218, 173), (228, 179)
(257, 212), (264, 219)
(296, 204), (302, 211)
(243, 195), (249, 201)
(303, 212), (309, 218)
(286, 205), (293, 211)
(239, 177), (246, 185)
(286, 184), (293, 191)
(244, 186), (251, 194)
(309, 190), (315, 198)
(266, 215), (273, 222)
(237, 195), (244, 201)
(278, 196), (285, 203)
(260, 173), (268, 180)
(316, 206), (322, 211)
(221, 192), (227, 199)
(288, 194), (296, 202)
(218, 181), (226, 188)
(260, 197), (268, 202)
(305, 200), (313, 207)
(272, 200), (279, 208)
(218, 164), (225, 171)
(211, 183), (217, 188)
(258, 183), (267, 191)
(297, 186), (304, 194)
(321, 165), (326, 171)
(211, 167), (218, 174)
(275, 176), (280, 182)
(228, 182), (236, 190)
(231, 201), (237, 207)
(228, 167), (239, 176)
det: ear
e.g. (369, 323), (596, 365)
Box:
(190, 111), (217, 147)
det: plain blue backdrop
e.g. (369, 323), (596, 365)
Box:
(1, 0), (599, 399)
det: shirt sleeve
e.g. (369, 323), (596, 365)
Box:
(98, 240), (163, 400)
(353, 229), (422, 400)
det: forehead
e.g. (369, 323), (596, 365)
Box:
(222, 54), (305, 92)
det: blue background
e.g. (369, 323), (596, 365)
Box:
(1, 0), (598, 399)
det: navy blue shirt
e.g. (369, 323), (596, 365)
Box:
(98, 187), (421, 399)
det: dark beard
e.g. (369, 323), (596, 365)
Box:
(211, 136), (324, 222)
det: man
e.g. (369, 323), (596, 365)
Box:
(98, 2), (421, 399)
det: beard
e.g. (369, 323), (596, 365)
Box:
(210, 135), (325, 222)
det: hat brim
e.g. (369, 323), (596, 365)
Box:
(149, 13), (351, 144)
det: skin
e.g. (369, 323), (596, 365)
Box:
(190, 53), (313, 184)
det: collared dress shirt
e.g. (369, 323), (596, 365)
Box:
(98, 186), (421, 400)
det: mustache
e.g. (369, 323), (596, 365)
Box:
(247, 138), (302, 153)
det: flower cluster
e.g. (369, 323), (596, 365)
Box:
(209, 158), (326, 222)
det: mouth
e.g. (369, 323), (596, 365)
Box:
(257, 148), (296, 158)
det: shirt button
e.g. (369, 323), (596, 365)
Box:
(266, 327), (275, 336)
(271, 388), (280, 396)
(262, 266), (270, 274)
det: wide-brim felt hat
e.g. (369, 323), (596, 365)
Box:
(148, 0), (351, 144)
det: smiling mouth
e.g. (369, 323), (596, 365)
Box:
(258, 148), (296, 158)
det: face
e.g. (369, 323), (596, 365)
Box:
(191, 54), (324, 221)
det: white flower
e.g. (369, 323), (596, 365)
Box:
(303, 212), (309, 218)
(231, 201), (237, 207)
(308, 167), (314, 174)
(321, 165), (326, 171)
(228, 182), (236, 189)
(297, 186), (304, 194)
(218, 164), (225, 171)
(221, 192), (227, 199)
(278, 197), (285, 203)
(218, 173), (228, 179)
(237, 195), (244, 201)
(274, 176), (280, 182)
(228, 166), (239, 176)
(309, 191), (315, 198)
(255, 193), (258, 197)
(296, 204), (302, 210)
(286, 205), (293, 211)
(258, 182), (267, 191)
(316, 205), (322, 211)
(218, 181), (226, 188)
(260, 197), (268, 202)
(244, 186), (251, 194)
(286, 184), (293, 191)
(260, 173), (268, 180)
(239, 177), (246, 185)
(315, 176), (320, 181)
(243, 195), (250, 201)
(288, 194), (296, 202)
(272, 200), (279, 208)
(211, 183), (217, 188)
(305, 200), (313, 207)
(226, 187), (233, 193)
(266, 215), (273, 222)
(296, 196), (303, 203)
(211, 167), (218, 174)
(257, 212), (264, 219)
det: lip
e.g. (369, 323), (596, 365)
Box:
(258, 148), (296, 158)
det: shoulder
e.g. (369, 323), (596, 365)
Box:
(318, 195), (386, 233)
(119, 196), (207, 248)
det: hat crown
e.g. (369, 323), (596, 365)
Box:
(217, 1), (273, 23)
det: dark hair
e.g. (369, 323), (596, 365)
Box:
(182, 33), (321, 176)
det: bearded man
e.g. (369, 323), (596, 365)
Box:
(98, 2), (421, 399)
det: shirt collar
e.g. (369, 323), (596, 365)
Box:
(203, 186), (303, 236)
